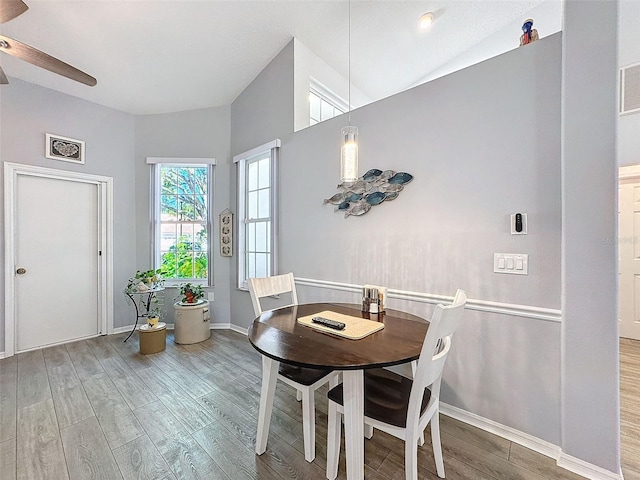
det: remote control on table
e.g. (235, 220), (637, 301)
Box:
(312, 317), (346, 330)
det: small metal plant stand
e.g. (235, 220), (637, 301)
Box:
(123, 287), (164, 342)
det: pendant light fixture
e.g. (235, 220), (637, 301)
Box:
(340, 0), (358, 182)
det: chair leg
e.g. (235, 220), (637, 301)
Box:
(364, 423), (374, 439)
(410, 361), (425, 447)
(301, 388), (316, 462)
(405, 434), (419, 480)
(431, 412), (445, 478)
(326, 400), (341, 480)
(256, 356), (279, 455)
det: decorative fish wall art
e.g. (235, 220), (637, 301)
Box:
(323, 169), (414, 218)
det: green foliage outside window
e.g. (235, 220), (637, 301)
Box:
(159, 166), (208, 280)
(161, 232), (208, 279)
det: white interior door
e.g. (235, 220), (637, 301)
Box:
(619, 177), (640, 340)
(15, 174), (100, 351)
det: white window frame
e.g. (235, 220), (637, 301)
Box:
(234, 140), (280, 290)
(310, 78), (348, 125)
(147, 157), (215, 287)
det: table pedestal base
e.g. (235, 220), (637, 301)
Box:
(342, 370), (364, 480)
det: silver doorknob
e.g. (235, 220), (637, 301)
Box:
(16, 268), (26, 274)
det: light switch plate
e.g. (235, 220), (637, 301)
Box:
(494, 253), (528, 275)
(208, 292), (215, 301)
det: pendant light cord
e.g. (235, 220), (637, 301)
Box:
(348, 0), (351, 126)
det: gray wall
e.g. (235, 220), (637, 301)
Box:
(229, 39), (295, 326)
(280, 34), (562, 445)
(134, 106), (232, 327)
(229, 21), (618, 471)
(561, 0), (619, 472)
(282, 37), (561, 306)
(231, 40), (294, 156)
(0, 78), (136, 342)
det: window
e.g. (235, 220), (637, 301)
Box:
(147, 157), (215, 285)
(235, 140), (280, 289)
(309, 79), (347, 126)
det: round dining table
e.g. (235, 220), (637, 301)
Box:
(248, 302), (429, 480)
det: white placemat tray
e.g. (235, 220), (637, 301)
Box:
(297, 311), (384, 339)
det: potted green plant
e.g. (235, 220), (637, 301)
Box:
(126, 269), (165, 293)
(147, 305), (162, 326)
(177, 282), (205, 304)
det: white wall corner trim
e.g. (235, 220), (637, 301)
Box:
(294, 277), (561, 322)
(441, 404), (622, 480)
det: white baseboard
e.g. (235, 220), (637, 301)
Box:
(557, 453), (623, 480)
(0, 351), (5, 359)
(211, 323), (230, 330)
(111, 325), (137, 335)
(229, 324), (248, 335)
(440, 403), (560, 458)
(440, 403), (622, 480)
(111, 323), (238, 335)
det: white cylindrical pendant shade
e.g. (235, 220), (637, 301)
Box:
(341, 126), (359, 182)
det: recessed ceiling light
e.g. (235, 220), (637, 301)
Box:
(418, 12), (434, 29)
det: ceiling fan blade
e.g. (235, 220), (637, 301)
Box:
(0, 0), (28, 24)
(0, 65), (8, 84)
(0, 34), (96, 86)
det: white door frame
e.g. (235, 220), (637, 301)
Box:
(620, 164), (640, 181)
(4, 162), (114, 357)
(619, 164), (640, 340)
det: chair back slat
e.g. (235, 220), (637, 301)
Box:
(420, 336), (451, 388)
(407, 289), (467, 423)
(248, 272), (298, 316)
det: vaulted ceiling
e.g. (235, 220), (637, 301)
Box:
(0, 0), (557, 115)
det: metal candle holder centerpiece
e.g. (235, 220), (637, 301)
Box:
(362, 285), (387, 314)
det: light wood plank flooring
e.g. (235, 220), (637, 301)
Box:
(621, 338), (640, 480)
(0, 330), (632, 479)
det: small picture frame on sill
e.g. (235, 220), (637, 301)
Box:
(45, 133), (85, 164)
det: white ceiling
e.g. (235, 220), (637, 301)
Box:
(0, 0), (554, 115)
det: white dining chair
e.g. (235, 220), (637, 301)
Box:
(248, 272), (340, 462)
(326, 289), (467, 480)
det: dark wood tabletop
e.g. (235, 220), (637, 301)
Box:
(247, 303), (429, 370)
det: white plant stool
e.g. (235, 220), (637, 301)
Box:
(174, 299), (211, 344)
